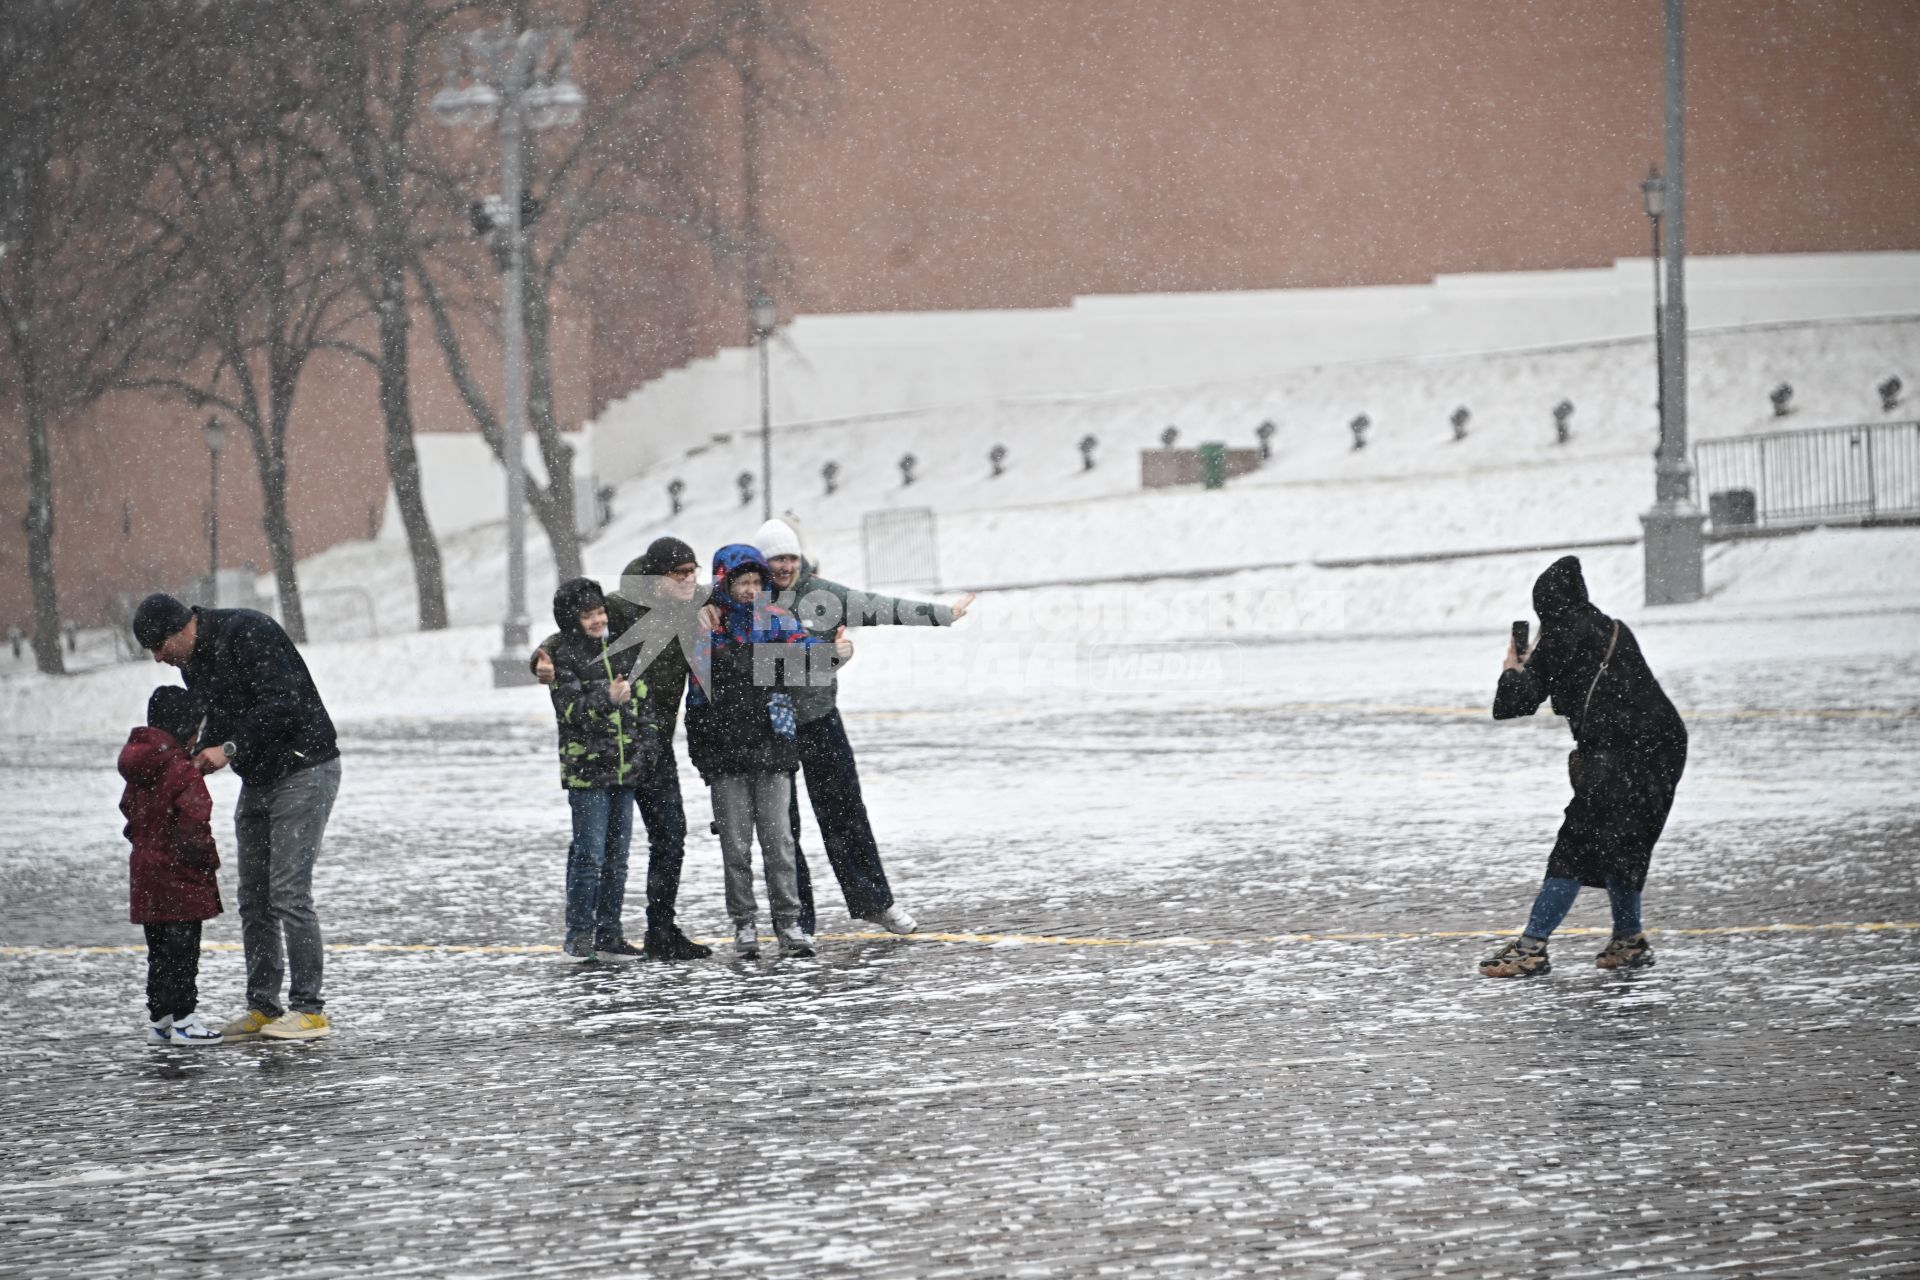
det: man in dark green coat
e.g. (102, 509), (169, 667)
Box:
(533, 536), (711, 960)
(751, 517), (975, 936)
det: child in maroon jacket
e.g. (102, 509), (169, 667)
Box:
(119, 686), (224, 1045)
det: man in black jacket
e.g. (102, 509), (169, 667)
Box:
(1481, 557), (1688, 978)
(134, 593), (342, 1041)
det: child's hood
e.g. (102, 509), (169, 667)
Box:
(119, 726), (185, 786)
(711, 543), (773, 601)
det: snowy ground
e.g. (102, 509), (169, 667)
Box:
(3, 581), (1917, 1276)
(3, 317), (1918, 1274)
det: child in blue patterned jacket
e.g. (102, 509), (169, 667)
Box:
(686, 544), (850, 958)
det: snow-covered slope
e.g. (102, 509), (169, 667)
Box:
(282, 313), (1918, 634)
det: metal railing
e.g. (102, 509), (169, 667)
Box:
(1694, 420), (1920, 531)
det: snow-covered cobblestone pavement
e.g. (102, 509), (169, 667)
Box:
(3, 613), (1917, 1277)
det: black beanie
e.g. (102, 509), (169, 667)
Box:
(146, 685), (203, 745)
(635, 536), (698, 579)
(132, 593), (194, 650)
(552, 577), (607, 633)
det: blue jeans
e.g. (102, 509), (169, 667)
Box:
(1523, 875), (1643, 941)
(566, 787), (635, 942)
(632, 746), (688, 933)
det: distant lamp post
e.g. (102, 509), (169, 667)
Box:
(898, 453), (917, 486)
(1641, 164), (1666, 431)
(1641, 0), (1705, 606)
(1159, 425), (1179, 449)
(667, 477), (685, 515)
(1553, 399), (1575, 444)
(737, 470), (756, 508)
(201, 416), (224, 603)
(822, 461), (840, 495)
(752, 292), (777, 520)
(1878, 376), (1904, 414)
(431, 21), (584, 687)
(1254, 420), (1276, 460)
(1078, 434), (1098, 471)
(1349, 414), (1370, 451)
(1450, 406), (1471, 442)
(989, 444), (1008, 477)
(1769, 383), (1795, 417)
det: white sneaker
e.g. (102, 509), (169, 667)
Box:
(147, 1016), (173, 1044)
(166, 1013), (224, 1046)
(777, 924), (816, 957)
(866, 903), (919, 935)
(734, 920), (760, 959)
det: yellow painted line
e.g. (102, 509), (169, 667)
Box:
(3, 921), (1915, 959)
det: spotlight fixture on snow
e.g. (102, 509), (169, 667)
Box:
(1254, 420), (1276, 460)
(1160, 425), (1179, 449)
(1769, 383), (1794, 417)
(1878, 376), (1904, 414)
(1450, 406), (1471, 442)
(1078, 434), (1098, 471)
(989, 444), (1008, 477)
(667, 478), (685, 515)
(1553, 400), (1574, 444)
(736, 470), (755, 507)
(899, 453), (917, 486)
(1348, 414), (1370, 451)
(822, 461), (840, 495)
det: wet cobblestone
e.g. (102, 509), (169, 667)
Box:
(3, 623), (1917, 1276)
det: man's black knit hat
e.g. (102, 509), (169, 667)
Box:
(131, 593), (194, 650)
(635, 535), (698, 578)
(146, 685), (204, 745)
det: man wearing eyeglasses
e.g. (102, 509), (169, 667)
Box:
(532, 535), (712, 960)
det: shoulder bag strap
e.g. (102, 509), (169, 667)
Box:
(1580, 620), (1621, 724)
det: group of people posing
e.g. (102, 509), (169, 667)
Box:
(529, 518), (972, 964)
(113, 540), (1681, 1048)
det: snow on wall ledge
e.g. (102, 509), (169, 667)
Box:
(589, 253), (1920, 485)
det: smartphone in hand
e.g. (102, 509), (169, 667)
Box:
(1511, 619), (1530, 656)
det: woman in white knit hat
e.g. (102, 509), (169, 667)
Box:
(748, 514), (974, 935)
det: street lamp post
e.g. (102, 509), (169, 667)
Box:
(1641, 165), (1666, 430)
(432, 23), (583, 686)
(1640, 0), (1705, 605)
(752, 293), (776, 520)
(201, 416), (224, 605)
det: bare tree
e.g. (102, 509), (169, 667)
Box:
(0, 3), (194, 673)
(294, 0), (480, 633)
(122, 7), (377, 644)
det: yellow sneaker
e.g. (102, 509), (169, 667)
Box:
(258, 1011), (332, 1041)
(218, 1009), (276, 1043)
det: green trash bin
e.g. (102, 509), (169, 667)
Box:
(1197, 442), (1227, 490)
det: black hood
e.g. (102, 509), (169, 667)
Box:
(553, 577), (607, 634)
(1532, 555), (1592, 621)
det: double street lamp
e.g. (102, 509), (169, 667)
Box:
(752, 292), (777, 520)
(432, 23), (584, 686)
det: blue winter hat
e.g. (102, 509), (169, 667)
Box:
(711, 544), (772, 594)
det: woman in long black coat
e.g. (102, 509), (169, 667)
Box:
(1481, 556), (1688, 977)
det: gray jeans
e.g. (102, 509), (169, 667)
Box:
(711, 773), (801, 927)
(235, 757), (341, 1016)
